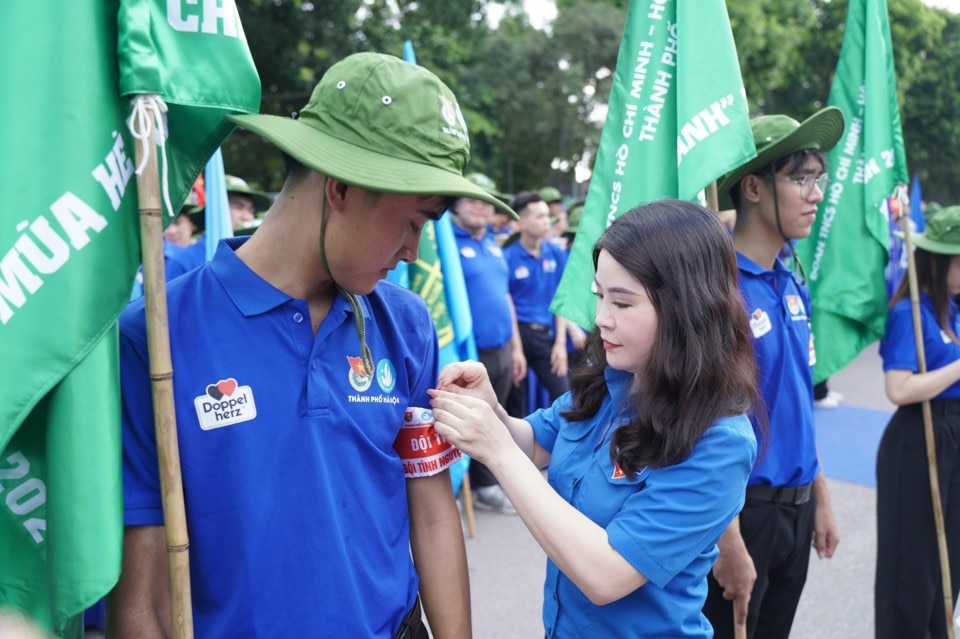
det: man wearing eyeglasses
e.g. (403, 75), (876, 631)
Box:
(702, 109), (845, 639)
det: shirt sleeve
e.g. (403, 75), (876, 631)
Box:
(606, 416), (757, 588)
(527, 391), (575, 453)
(118, 302), (165, 526)
(881, 300), (921, 373)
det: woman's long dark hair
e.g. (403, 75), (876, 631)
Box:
(889, 248), (960, 343)
(562, 199), (762, 473)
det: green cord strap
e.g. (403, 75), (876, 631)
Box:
(318, 176), (375, 376)
(340, 286), (375, 376)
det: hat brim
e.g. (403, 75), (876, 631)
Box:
(228, 190), (272, 212)
(894, 230), (960, 255)
(227, 114), (518, 219)
(717, 106), (845, 210)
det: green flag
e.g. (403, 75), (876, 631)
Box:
(552, 0), (755, 328)
(0, 0), (260, 634)
(795, 0), (908, 383)
(409, 222), (457, 358)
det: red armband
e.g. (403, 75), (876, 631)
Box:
(394, 407), (462, 478)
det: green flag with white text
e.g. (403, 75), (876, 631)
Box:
(0, 0), (259, 634)
(552, 0), (755, 328)
(795, 0), (908, 383)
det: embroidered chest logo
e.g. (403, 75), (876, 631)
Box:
(460, 246), (477, 259)
(514, 265), (530, 279)
(749, 308), (773, 338)
(194, 378), (257, 430)
(347, 356), (373, 392)
(785, 294), (804, 316)
(542, 258), (557, 273)
(376, 359), (397, 393)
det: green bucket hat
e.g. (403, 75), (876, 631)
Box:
(465, 172), (509, 200)
(565, 201), (584, 234)
(225, 175), (272, 212)
(716, 106), (845, 209)
(897, 205), (960, 255)
(539, 186), (563, 204)
(227, 52), (516, 218)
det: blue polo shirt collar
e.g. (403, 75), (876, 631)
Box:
(735, 251), (791, 276)
(210, 237), (371, 320)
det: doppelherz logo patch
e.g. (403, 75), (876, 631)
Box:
(194, 378), (257, 430)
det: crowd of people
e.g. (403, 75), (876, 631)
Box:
(92, 51), (958, 639)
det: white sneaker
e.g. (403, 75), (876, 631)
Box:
(814, 390), (843, 409)
(473, 485), (518, 515)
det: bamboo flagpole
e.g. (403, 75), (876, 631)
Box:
(894, 188), (955, 638)
(129, 97), (194, 639)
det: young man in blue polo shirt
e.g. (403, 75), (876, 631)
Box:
(452, 174), (527, 514)
(110, 53), (514, 639)
(702, 109), (844, 639)
(503, 191), (571, 417)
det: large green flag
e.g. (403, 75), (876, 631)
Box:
(795, 0), (908, 383)
(552, 0), (755, 328)
(0, 0), (260, 635)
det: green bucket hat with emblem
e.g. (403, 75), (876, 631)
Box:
(897, 205), (960, 255)
(225, 175), (272, 212)
(227, 52), (516, 218)
(716, 106), (845, 210)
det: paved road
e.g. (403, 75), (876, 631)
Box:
(462, 346), (893, 638)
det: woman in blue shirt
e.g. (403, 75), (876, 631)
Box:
(431, 200), (761, 638)
(876, 205), (960, 639)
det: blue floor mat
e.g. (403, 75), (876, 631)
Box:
(815, 404), (892, 488)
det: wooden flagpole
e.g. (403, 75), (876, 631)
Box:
(895, 191), (955, 638)
(131, 100), (195, 639)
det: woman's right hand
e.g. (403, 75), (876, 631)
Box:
(435, 361), (498, 410)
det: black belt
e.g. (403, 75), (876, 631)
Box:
(392, 595), (423, 639)
(746, 482), (812, 505)
(521, 322), (552, 333)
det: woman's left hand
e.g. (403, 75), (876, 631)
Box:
(429, 388), (514, 466)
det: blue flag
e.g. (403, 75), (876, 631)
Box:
(204, 149), (233, 261)
(910, 173), (925, 233)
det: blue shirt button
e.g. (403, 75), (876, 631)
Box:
(293, 312), (304, 323)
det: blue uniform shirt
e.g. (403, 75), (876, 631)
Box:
(504, 239), (567, 326)
(453, 224), (513, 349)
(120, 238), (439, 638)
(881, 293), (960, 399)
(528, 368), (757, 638)
(737, 252), (819, 488)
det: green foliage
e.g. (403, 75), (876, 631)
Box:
(224, 0), (960, 204)
(902, 8), (960, 204)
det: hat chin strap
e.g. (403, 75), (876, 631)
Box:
(769, 168), (807, 285)
(318, 176), (375, 377)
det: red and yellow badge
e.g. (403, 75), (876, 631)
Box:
(612, 463), (626, 479)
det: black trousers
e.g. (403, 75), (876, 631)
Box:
(704, 496), (815, 639)
(875, 402), (960, 639)
(506, 323), (568, 418)
(469, 345), (514, 489)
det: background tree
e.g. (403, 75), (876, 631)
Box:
(225, 0), (960, 205)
